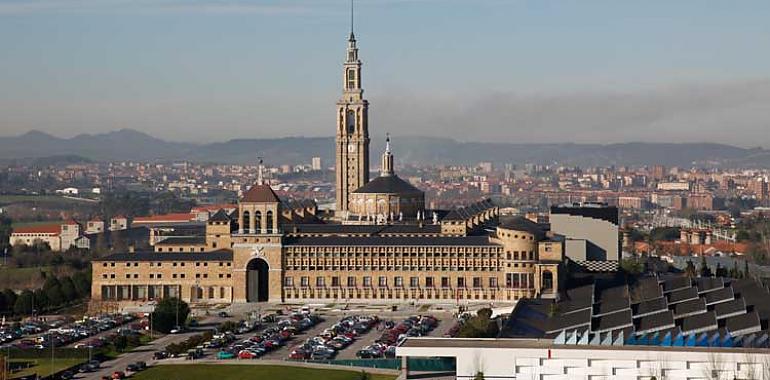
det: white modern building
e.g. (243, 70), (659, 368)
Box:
(397, 337), (770, 380)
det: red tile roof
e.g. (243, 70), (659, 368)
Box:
(241, 184), (280, 203)
(133, 213), (195, 223)
(12, 224), (61, 235)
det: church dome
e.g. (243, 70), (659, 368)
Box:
(352, 175), (423, 195)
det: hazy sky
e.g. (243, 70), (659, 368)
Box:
(1, 0), (770, 146)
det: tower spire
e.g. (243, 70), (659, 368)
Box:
(381, 134), (394, 177)
(349, 0), (355, 41)
(257, 156), (264, 185)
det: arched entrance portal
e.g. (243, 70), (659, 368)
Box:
(246, 258), (269, 302)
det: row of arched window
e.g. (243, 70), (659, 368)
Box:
(242, 210), (274, 232)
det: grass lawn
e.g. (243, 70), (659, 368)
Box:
(9, 358), (84, 379)
(0, 266), (51, 288)
(132, 365), (397, 380)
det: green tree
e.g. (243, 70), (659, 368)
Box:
(45, 284), (65, 308)
(0, 291), (7, 315)
(72, 271), (91, 298)
(620, 258), (644, 275)
(699, 256), (712, 277)
(457, 308), (498, 338)
(0, 215), (12, 253)
(3, 289), (17, 312)
(33, 289), (49, 311)
(151, 297), (190, 334)
(14, 290), (34, 315)
(60, 276), (78, 301)
(114, 335), (128, 352)
(715, 263), (727, 278)
(685, 260), (697, 278)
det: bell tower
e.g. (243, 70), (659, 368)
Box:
(335, 0), (370, 213)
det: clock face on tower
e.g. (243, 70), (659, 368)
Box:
(348, 143), (357, 153)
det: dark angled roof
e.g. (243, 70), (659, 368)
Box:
(703, 286), (734, 306)
(662, 276), (691, 293)
(667, 286), (699, 305)
(681, 312), (717, 334)
(155, 236), (206, 245)
(442, 209), (466, 221)
(498, 216), (545, 238)
(725, 311), (761, 334)
(714, 298), (746, 319)
(633, 297), (668, 317)
(631, 277), (663, 302)
(550, 205), (618, 225)
(209, 209), (231, 222)
(636, 310), (675, 334)
(696, 277), (724, 294)
(285, 223), (442, 235)
(284, 235), (496, 247)
(545, 308), (591, 333)
(673, 298), (706, 319)
(242, 184), (281, 203)
(352, 175), (423, 195)
(593, 309), (633, 333)
(93, 250), (232, 262)
(595, 298), (630, 317)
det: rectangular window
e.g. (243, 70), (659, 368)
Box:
(394, 277), (403, 287)
(347, 276), (356, 287)
(441, 277), (450, 288)
(301, 276), (309, 287)
(457, 277), (465, 288)
(473, 277), (482, 288)
(425, 277), (434, 287)
(489, 277), (498, 287)
(331, 276), (340, 287)
(284, 277), (294, 287)
(363, 276), (371, 287)
(378, 276), (387, 287)
(316, 277), (325, 287)
(410, 277), (419, 288)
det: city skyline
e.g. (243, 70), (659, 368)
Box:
(2, 0), (770, 147)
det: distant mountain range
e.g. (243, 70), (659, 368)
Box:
(1, 129), (769, 168)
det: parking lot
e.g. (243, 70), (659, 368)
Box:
(184, 310), (455, 364)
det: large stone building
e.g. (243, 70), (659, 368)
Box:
(90, 23), (576, 309)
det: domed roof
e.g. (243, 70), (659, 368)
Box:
(352, 175), (423, 195)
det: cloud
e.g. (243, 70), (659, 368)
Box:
(373, 79), (770, 148)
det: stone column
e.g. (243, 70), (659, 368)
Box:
(249, 209), (256, 234)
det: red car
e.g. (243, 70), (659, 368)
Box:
(238, 350), (258, 359)
(111, 371), (125, 379)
